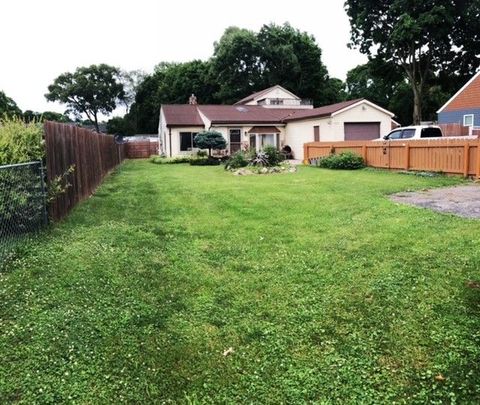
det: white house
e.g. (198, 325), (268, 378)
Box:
(158, 85), (396, 160)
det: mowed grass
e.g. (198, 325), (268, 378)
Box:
(1, 161), (480, 403)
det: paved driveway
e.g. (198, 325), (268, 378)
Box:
(391, 184), (480, 218)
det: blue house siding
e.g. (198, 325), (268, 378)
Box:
(438, 108), (480, 126)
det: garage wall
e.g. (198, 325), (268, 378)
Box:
(333, 103), (392, 139)
(284, 101), (393, 160)
(284, 118), (332, 160)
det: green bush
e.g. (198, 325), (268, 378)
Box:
(262, 145), (285, 166)
(0, 117), (44, 165)
(189, 157), (221, 166)
(317, 152), (365, 170)
(149, 156), (191, 164)
(224, 151), (249, 170)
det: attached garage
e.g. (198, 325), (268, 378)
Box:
(344, 122), (380, 141)
(284, 99), (396, 160)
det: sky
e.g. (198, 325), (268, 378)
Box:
(0, 0), (367, 117)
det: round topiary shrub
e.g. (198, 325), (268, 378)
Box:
(317, 152), (365, 170)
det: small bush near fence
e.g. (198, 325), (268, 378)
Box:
(317, 152), (365, 170)
(0, 117), (44, 165)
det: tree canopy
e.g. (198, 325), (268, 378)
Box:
(0, 91), (22, 118)
(45, 64), (124, 132)
(119, 23), (343, 134)
(345, 0), (480, 124)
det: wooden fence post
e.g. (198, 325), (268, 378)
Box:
(303, 144), (309, 165)
(362, 144), (367, 163)
(404, 144), (410, 170)
(464, 144), (470, 177)
(476, 141), (480, 180)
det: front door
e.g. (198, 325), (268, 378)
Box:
(229, 129), (242, 154)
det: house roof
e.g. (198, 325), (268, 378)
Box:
(197, 105), (300, 124)
(233, 85), (299, 105)
(161, 104), (204, 127)
(282, 99), (366, 122)
(248, 126), (281, 133)
(160, 99), (394, 127)
(437, 70), (480, 113)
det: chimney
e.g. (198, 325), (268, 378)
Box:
(189, 93), (197, 105)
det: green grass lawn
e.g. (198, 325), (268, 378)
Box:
(1, 161), (480, 403)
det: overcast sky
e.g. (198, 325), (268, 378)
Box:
(0, 0), (367, 117)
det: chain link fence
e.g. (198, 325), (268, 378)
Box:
(0, 161), (48, 266)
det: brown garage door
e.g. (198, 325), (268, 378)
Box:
(344, 122), (381, 140)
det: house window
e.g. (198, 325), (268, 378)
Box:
(229, 129), (242, 154)
(464, 114), (474, 127)
(180, 132), (197, 151)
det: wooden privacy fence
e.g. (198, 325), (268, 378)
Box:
(124, 141), (159, 158)
(438, 123), (470, 137)
(304, 138), (480, 178)
(44, 121), (125, 221)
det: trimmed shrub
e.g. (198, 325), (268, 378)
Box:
(150, 156), (191, 164)
(0, 117), (44, 165)
(317, 152), (365, 170)
(224, 151), (249, 170)
(262, 145), (285, 166)
(189, 157), (221, 166)
(194, 131), (226, 157)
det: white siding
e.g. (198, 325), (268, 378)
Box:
(284, 118), (332, 160)
(284, 101), (394, 160)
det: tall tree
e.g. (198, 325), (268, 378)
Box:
(0, 91), (22, 118)
(211, 27), (264, 104)
(118, 70), (147, 113)
(257, 23), (332, 106)
(345, 0), (480, 124)
(211, 23), (337, 106)
(45, 64), (124, 132)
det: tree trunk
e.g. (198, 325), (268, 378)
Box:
(93, 113), (100, 132)
(412, 85), (422, 125)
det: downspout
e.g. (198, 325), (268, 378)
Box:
(169, 128), (172, 157)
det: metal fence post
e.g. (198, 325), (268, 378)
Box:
(40, 161), (49, 226)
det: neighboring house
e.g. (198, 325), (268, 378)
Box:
(438, 71), (480, 129)
(158, 85), (396, 160)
